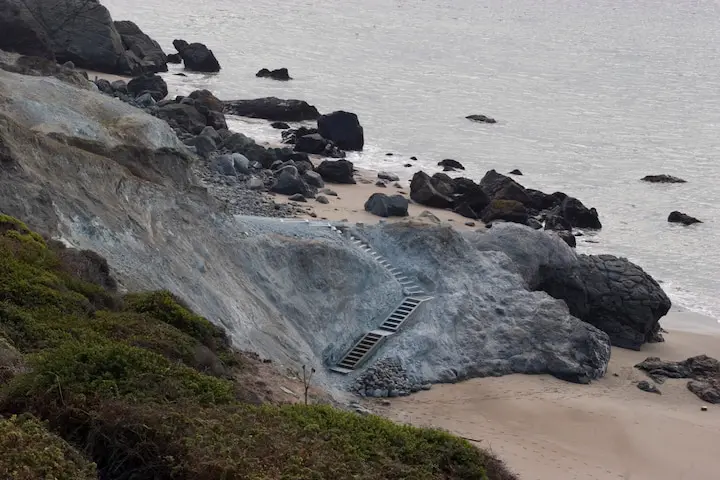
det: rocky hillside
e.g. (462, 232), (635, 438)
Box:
(0, 215), (517, 479)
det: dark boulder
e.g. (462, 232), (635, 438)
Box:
(364, 193), (409, 217)
(452, 177), (479, 195)
(194, 135), (217, 158)
(167, 53), (182, 64)
(317, 110), (364, 151)
(479, 169), (532, 206)
(538, 254), (671, 350)
(127, 73), (168, 101)
(316, 159), (355, 184)
(544, 214), (572, 231)
(172, 39), (220, 72)
(303, 171), (324, 188)
(437, 159), (465, 170)
(94, 78), (114, 95)
(271, 121), (290, 129)
(224, 97), (320, 121)
(271, 166), (314, 197)
(668, 211), (702, 226)
(641, 174), (686, 184)
(509, 169), (523, 175)
(288, 193), (306, 202)
(526, 188), (561, 211)
(114, 20), (167, 73)
(281, 126), (318, 144)
(111, 79), (127, 93)
(558, 196), (601, 229)
(453, 185), (490, 220)
(189, 89), (223, 112)
(466, 114), (497, 124)
(155, 103), (207, 135)
(635, 355), (720, 403)
(554, 230), (576, 248)
(409, 171), (454, 209)
(480, 200), (529, 225)
(637, 380), (661, 395)
(0, 0), (54, 59)
(206, 110), (228, 131)
(256, 68), (291, 80)
(294, 134), (344, 158)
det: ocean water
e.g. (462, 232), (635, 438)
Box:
(104, 0), (719, 322)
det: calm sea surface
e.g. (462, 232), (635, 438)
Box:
(105, 0), (720, 323)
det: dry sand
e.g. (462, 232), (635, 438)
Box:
(372, 312), (720, 480)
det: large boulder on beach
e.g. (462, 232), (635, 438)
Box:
(364, 193), (409, 217)
(114, 20), (167, 73)
(317, 111), (364, 151)
(409, 171), (454, 208)
(1, 0), (130, 74)
(537, 254), (671, 349)
(556, 196), (602, 229)
(636, 355), (720, 403)
(479, 169), (532, 205)
(271, 166), (314, 197)
(256, 67), (291, 81)
(172, 39), (220, 72)
(316, 159), (355, 184)
(481, 200), (528, 224)
(224, 97), (320, 122)
(155, 103), (207, 135)
(453, 184), (490, 219)
(127, 73), (168, 101)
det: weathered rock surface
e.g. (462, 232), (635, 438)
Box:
(637, 380), (661, 394)
(641, 174), (686, 184)
(114, 20), (167, 73)
(481, 200), (528, 224)
(636, 355), (720, 403)
(0, 0), (55, 59)
(438, 159), (465, 170)
(271, 166), (315, 197)
(224, 97), (320, 121)
(466, 114), (497, 123)
(317, 111), (364, 151)
(256, 67), (291, 80)
(127, 73), (167, 101)
(316, 159), (355, 184)
(364, 193), (409, 217)
(668, 211), (702, 226)
(409, 171), (454, 208)
(555, 196), (602, 229)
(294, 134), (345, 158)
(172, 39), (220, 72)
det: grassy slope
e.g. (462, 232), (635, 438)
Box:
(0, 214), (517, 480)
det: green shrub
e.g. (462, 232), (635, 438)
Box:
(0, 414), (97, 480)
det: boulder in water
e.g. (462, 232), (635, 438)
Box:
(466, 114), (497, 124)
(256, 68), (292, 81)
(172, 39), (220, 72)
(668, 211), (702, 225)
(437, 159), (465, 170)
(317, 110), (364, 151)
(225, 97), (320, 121)
(641, 174), (686, 184)
(114, 20), (167, 73)
(127, 73), (168, 101)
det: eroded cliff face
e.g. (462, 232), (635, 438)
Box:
(0, 66), (633, 394)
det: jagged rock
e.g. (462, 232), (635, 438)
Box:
(538, 255), (671, 349)
(364, 193), (409, 217)
(167, 53), (182, 63)
(555, 230), (576, 248)
(557, 196), (601, 229)
(189, 89), (224, 113)
(453, 184), (490, 220)
(200, 126), (221, 144)
(111, 80), (128, 94)
(271, 166), (314, 197)
(481, 200), (528, 225)
(527, 218), (543, 230)
(0, 0), (55, 59)
(155, 103), (207, 135)
(466, 114), (497, 123)
(256, 67), (291, 80)
(637, 380), (661, 395)
(526, 188), (561, 211)
(688, 380), (720, 404)
(271, 121), (290, 129)
(127, 73), (168, 101)
(134, 93), (155, 108)
(437, 159), (465, 170)
(281, 126), (318, 144)
(172, 39), (220, 72)
(509, 169), (523, 175)
(316, 159), (355, 184)
(409, 171), (454, 209)
(479, 170), (532, 206)
(635, 355), (720, 403)
(378, 171), (399, 182)
(317, 110), (364, 151)
(114, 20), (167, 73)
(642, 174), (686, 184)
(224, 97), (320, 121)
(668, 211), (702, 226)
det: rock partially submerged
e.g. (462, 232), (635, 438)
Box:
(668, 211), (702, 225)
(317, 110), (364, 151)
(172, 39), (220, 72)
(641, 174), (686, 184)
(224, 97), (320, 121)
(114, 20), (167, 73)
(438, 159), (465, 170)
(256, 67), (291, 80)
(466, 114), (497, 124)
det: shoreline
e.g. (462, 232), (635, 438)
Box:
(374, 311), (720, 480)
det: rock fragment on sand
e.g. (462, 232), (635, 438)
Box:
(637, 380), (662, 395)
(378, 171), (400, 181)
(316, 195), (329, 204)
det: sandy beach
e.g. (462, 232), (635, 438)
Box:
(368, 311), (720, 480)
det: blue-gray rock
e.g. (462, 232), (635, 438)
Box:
(378, 171), (399, 182)
(111, 79), (128, 94)
(303, 171), (325, 188)
(194, 135), (217, 158)
(231, 153), (250, 174)
(114, 20), (167, 74)
(271, 166), (314, 197)
(200, 126), (221, 144)
(134, 92), (155, 108)
(316, 159), (355, 184)
(316, 195), (329, 204)
(127, 73), (168, 101)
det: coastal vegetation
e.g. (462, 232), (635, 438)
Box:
(0, 214), (516, 479)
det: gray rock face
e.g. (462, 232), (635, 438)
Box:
(224, 97), (320, 121)
(0, 0), (55, 59)
(231, 153), (250, 174)
(303, 171), (324, 188)
(316, 159), (355, 184)
(364, 193), (409, 218)
(211, 155), (236, 176)
(636, 355), (720, 403)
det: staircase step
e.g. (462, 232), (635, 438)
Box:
(330, 366), (353, 374)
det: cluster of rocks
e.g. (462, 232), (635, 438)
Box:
(409, 169), (600, 246)
(352, 359), (431, 398)
(279, 110), (366, 158)
(635, 355), (720, 403)
(641, 174), (703, 225)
